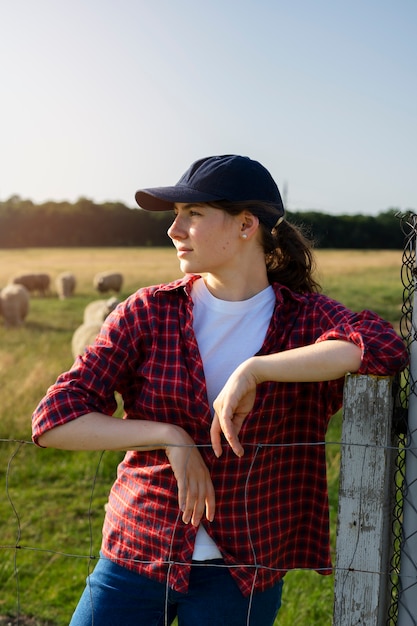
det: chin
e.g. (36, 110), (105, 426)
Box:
(179, 261), (198, 274)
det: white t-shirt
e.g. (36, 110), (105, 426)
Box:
(190, 277), (275, 560)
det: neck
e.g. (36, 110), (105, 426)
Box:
(204, 269), (269, 301)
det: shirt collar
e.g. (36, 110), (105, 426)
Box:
(154, 274), (303, 306)
(153, 274), (200, 297)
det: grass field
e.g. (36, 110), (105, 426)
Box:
(0, 247), (405, 625)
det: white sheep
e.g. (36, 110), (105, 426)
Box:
(0, 284), (30, 327)
(83, 297), (119, 324)
(55, 272), (76, 299)
(11, 272), (50, 296)
(71, 322), (103, 359)
(93, 271), (123, 294)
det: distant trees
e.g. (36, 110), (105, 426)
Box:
(0, 197), (173, 248)
(0, 196), (410, 249)
(286, 209), (407, 249)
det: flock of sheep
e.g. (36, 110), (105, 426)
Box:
(0, 271), (123, 357)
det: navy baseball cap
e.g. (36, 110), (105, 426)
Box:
(135, 155), (285, 229)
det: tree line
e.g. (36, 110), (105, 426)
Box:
(0, 195), (410, 249)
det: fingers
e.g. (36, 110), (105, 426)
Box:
(204, 480), (216, 523)
(211, 363), (257, 457)
(211, 412), (244, 458)
(220, 416), (244, 457)
(210, 414), (223, 458)
(167, 444), (216, 526)
(180, 471), (216, 526)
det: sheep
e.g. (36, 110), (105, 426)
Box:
(11, 272), (50, 296)
(93, 271), (123, 294)
(83, 296), (119, 324)
(71, 322), (103, 359)
(0, 284), (30, 327)
(55, 272), (76, 299)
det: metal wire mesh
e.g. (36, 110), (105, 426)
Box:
(387, 212), (416, 625)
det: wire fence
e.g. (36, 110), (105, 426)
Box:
(2, 437), (340, 626)
(388, 211), (417, 626)
(1, 223), (416, 625)
(0, 432), (409, 625)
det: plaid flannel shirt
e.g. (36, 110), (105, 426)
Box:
(32, 275), (408, 596)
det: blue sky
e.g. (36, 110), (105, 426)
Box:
(1, 0), (416, 214)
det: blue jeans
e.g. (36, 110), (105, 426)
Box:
(69, 556), (283, 626)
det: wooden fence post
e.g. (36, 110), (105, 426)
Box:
(333, 374), (395, 626)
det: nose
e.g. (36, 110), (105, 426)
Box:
(167, 214), (186, 240)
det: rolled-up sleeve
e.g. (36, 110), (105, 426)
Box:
(32, 302), (137, 446)
(315, 302), (408, 375)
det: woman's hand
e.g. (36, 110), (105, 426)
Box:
(165, 428), (216, 526)
(211, 360), (259, 458)
(210, 341), (362, 458)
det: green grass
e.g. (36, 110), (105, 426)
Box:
(0, 248), (404, 624)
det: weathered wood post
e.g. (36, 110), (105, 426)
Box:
(333, 374), (395, 626)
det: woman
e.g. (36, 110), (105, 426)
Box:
(32, 155), (408, 625)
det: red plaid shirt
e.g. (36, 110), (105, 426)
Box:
(32, 275), (408, 596)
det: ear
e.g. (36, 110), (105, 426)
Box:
(239, 212), (260, 239)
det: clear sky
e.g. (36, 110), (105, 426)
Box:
(1, 0), (416, 215)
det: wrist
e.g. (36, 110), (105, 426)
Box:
(242, 356), (265, 385)
(163, 424), (193, 452)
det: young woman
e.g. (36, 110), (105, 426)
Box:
(32, 155), (408, 626)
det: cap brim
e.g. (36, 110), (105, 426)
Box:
(135, 186), (222, 212)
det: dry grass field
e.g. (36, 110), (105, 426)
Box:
(0, 246), (182, 295)
(317, 248), (401, 274)
(0, 247), (404, 333)
(0, 246), (403, 294)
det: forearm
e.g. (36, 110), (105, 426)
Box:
(37, 412), (188, 452)
(249, 339), (362, 384)
(38, 411), (216, 525)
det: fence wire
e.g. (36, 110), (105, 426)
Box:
(387, 212), (416, 625)
(1, 233), (416, 625)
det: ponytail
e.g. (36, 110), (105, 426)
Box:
(261, 220), (321, 294)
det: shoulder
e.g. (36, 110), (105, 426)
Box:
(111, 275), (199, 318)
(270, 282), (361, 330)
(270, 281), (341, 310)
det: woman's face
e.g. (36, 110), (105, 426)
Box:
(167, 203), (243, 277)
